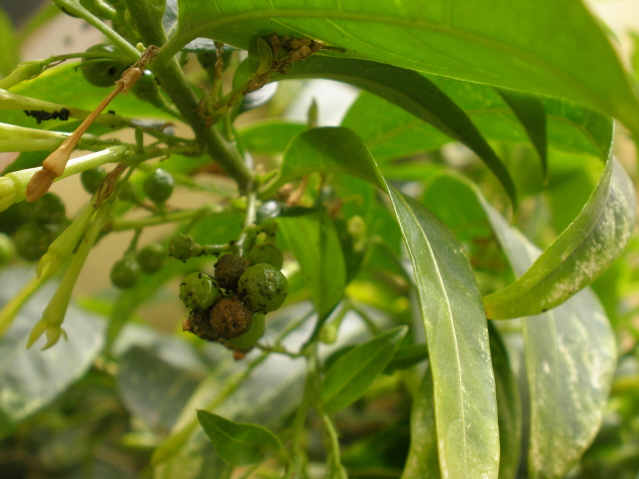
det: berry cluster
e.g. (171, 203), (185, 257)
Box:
(13, 193), (68, 261)
(180, 223), (288, 353)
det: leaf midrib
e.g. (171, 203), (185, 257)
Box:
(165, 8), (605, 110)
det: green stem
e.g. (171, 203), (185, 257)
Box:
(123, 0), (253, 191)
(109, 204), (225, 231)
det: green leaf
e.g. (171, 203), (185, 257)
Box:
(277, 210), (346, 317)
(495, 88), (548, 180)
(168, 0), (639, 136)
(0, 267), (105, 437)
(383, 343), (428, 374)
(196, 410), (282, 467)
(480, 199), (617, 479)
(271, 126), (500, 478)
(276, 56), (518, 213)
(484, 155), (636, 319)
(0, 7), (18, 77)
(401, 367), (440, 479)
(321, 326), (407, 413)
(237, 119), (305, 154)
(488, 323), (522, 479)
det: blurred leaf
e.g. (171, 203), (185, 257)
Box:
(278, 211), (346, 317)
(0, 7), (18, 77)
(196, 410), (282, 466)
(496, 88), (547, 180)
(0, 267), (105, 437)
(277, 56), (518, 213)
(237, 119), (305, 154)
(118, 346), (201, 432)
(401, 367), (440, 478)
(488, 323), (522, 479)
(321, 326), (407, 413)
(484, 156), (636, 319)
(481, 199), (617, 479)
(383, 343), (428, 374)
(170, 0), (639, 136)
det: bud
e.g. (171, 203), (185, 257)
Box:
(0, 60), (45, 90)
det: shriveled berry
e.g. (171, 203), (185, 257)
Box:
(209, 297), (253, 339)
(31, 193), (66, 224)
(229, 313), (265, 350)
(183, 308), (220, 342)
(169, 233), (197, 262)
(180, 272), (219, 310)
(14, 222), (56, 261)
(110, 257), (140, 289)
(81, 43), (130, 87)
(137, 243), (165, 273)
(238, 263), (288, 313)
(247, 243), (283, 269)
(80, 167), (107, 194)
(143, 168), (174, 204)
(214, 253), (249, 289)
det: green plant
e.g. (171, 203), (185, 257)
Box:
(0, 1), (638, 478)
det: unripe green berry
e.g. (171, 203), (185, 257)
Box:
(31, 193), (66, 224)
(137, 243), (165, 274)
(143, 168), (174, 204)
(13, 222), (56, 261)
(180, 272), (219, 310)
(169, 233), (198, 262)
(214, 253), (249, 290)
(80, 167), (107, 194)
(209, 297), (253, 339)
(0, 233), (14, 266)
(247, 243), (284, 269)
(81, 44), (130, 87)
(238, 263), (288, 313)
(229, 313), (265, 350)
(110, 257), (140, 289)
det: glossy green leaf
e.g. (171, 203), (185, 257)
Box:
(196, 410), (282, 467)
(277, 210), (346, 317)
(237, 119), (305, 154)
(401, 367), (440, 479)
(275, 55), (518, 213)
(271, 126), (500, 478)
(321, 326), (407, 413)
(167, 0), (639, 136)
(488, 323), (522, 479)
(484, 155), (636, 319)
(480, 199), (617, 479)
(0, 267), (105, 437)
(496, 88), (547, 180)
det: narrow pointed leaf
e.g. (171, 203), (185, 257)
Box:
(496, 88), (548, 180)
(480, 201), (616, 479)
(196, 410), (282, 467)
(277, 211), (346, 317)
(484, 154), (636, 319)
(169, 0), (639, 136)
(401, 367), (440, 479)
(275, 55), (518, 213)
(270, 126), (500, 479)
(321, 326), (407, 413)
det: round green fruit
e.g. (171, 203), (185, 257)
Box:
(214, 253), (249, 290)
(238, 263), (288, 313)
(143, 168), (174, 204)
(209, 297), (253, 339)
(0, 233), (14, 266)
(169, 233), (197, 262)
(31, 192), (66, 224)
(110, 257), (140, 289)
(13, 222), (56, 261)
(81, 44), (130, 87)
(180, 272), (219, 310)
(247, 243), (283, 269)
(229, 313), (265, 350)
(81, 167), (107, 194)
(137, 243), (165, 274)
